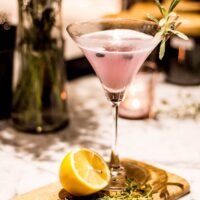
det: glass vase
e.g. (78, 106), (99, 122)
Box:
(12, 0), (69, 133)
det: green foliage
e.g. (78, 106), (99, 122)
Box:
(13, 0), (65, 129)
(147, 0), (188, 59)
(95, 178), (153, 200)
(62, 178), (153, 200)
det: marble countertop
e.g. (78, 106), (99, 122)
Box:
(1, 75), (200, 200)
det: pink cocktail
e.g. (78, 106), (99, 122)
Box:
(67, 19), (160, 190)
(78, 29), (159, 102)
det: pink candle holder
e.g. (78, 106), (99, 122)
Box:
(119, 62), (156, 119)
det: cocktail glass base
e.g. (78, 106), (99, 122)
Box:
(108, 166), (126, 191)
(105, 161), (149, 192)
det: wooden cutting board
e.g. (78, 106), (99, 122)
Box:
(11, 159), (190, 200)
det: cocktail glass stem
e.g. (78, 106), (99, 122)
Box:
(110, 102), (120, 168)
(109, 102), (126, 190)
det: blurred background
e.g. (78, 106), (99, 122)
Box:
(0, 0), (199, 119)
(0, 1), (200, 199)
(0, 0), (122, 120)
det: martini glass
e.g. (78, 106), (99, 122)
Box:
(67, 18), (160, 190)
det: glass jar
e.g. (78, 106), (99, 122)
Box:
(166, 36), (200, 85)
(119, 62), (156, 119)
(12, 0), (69, 133)
(161, 13), (200, 85)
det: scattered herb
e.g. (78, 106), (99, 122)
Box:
(169, 102), (200, 119)
(96, 178), (153, 200)
(147, 0), (188, 59)
(60, 178), (153, 200)
(156, 93), (200, 120)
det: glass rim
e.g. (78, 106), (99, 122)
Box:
(66, 18), (159, 41)
(67, 18), (158, 28)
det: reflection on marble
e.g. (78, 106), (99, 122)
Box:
(0, 75), (200, 200)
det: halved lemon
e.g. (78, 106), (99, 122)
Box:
(59, 148), (111, 196)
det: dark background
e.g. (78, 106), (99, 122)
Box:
(0, 24), (94, 119)
(1, 21), (200, 119)
(0, 25), (15, 119)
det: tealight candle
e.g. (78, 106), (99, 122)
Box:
(119, 64), (155, 119)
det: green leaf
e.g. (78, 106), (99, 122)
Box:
(146, 13), (159, 23)
(155, 31), (163, 38)
(170, 30), (189, 40)
(169, 0), (181, 12)
(155, 0), (165, 16)
(159, 18), (166, 26)
(161, 7), (168, 16)
(159, 40), (166, 60)
(152, 0), (188, 60)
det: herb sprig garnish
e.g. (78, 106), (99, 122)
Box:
(96, 178), (153, 200)
(62, 178), (153, 200)
(147, 0), (189, 59)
